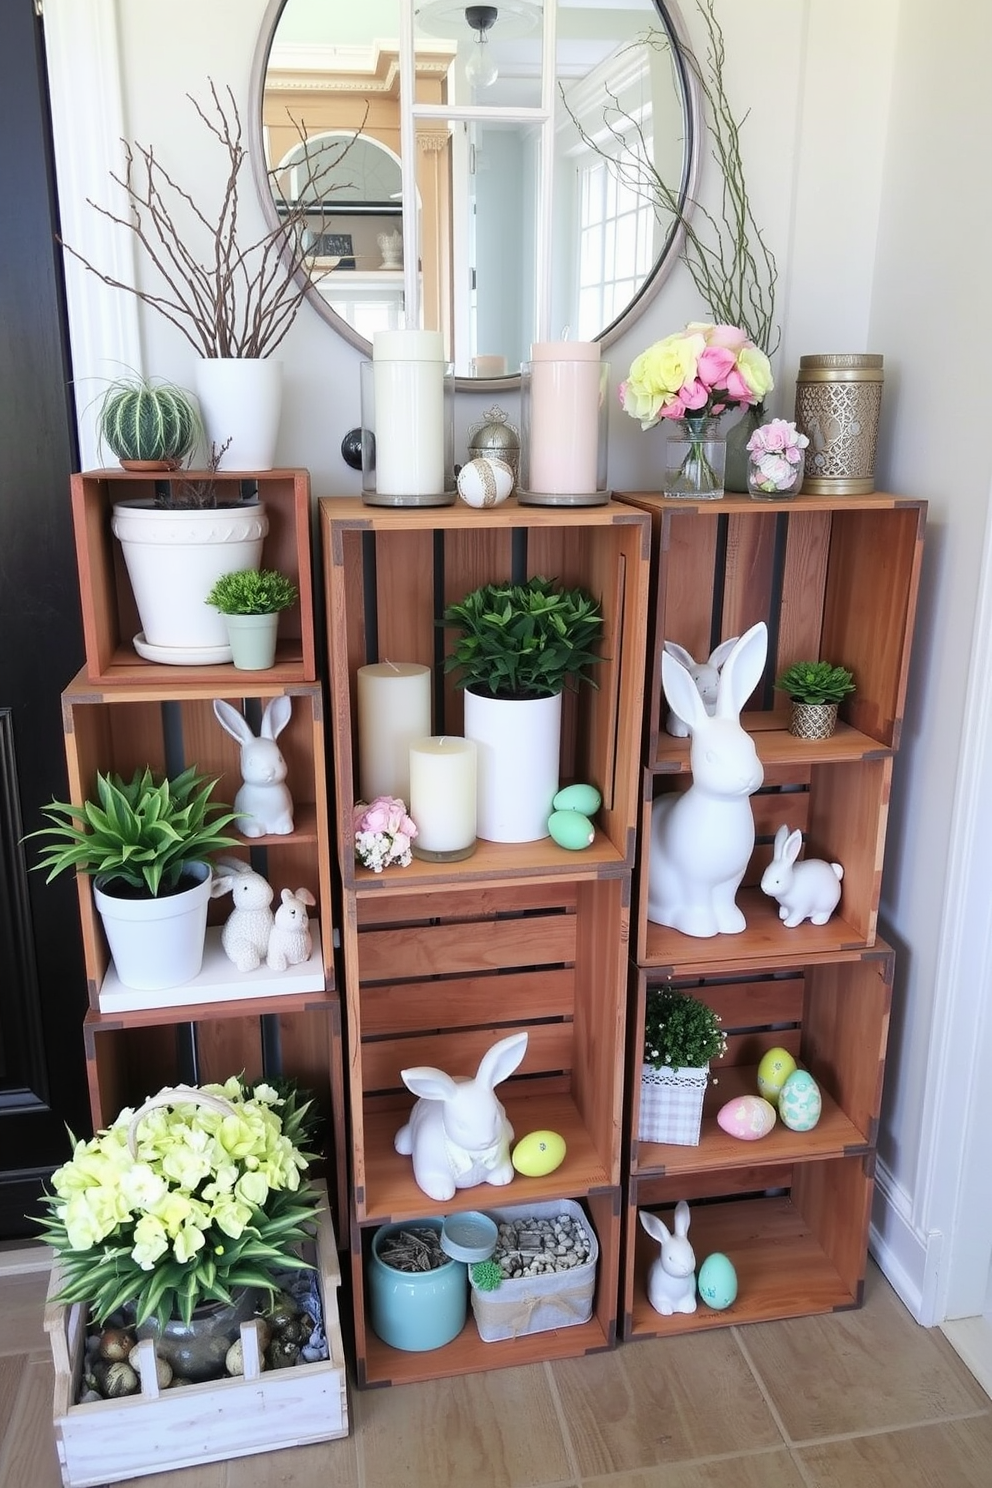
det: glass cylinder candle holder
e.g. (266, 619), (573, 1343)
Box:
(409, 736), (477, 862)
(361, 330), (455, 506)
(518, 342), (610, 506)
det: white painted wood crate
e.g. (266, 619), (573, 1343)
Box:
(43, 1182), (348, 1487)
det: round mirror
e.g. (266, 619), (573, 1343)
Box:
(249, 0), (698, 387)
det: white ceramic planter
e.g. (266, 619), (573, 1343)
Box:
(463, 687), (561, 842)
(94, 863), (213, 991)
(111, 501), (267, 662)
(195, 358), (283, 471)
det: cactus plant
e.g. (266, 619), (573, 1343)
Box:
(97, 376), (200, 468)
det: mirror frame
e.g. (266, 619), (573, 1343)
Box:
(248, 0), (700, 391)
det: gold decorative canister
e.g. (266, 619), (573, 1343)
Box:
(794, 353), (883, 495)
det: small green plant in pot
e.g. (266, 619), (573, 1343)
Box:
(441, 577), (605, 843)
(26, 765), (241, 992)
(97, 375), (201, 470)
(640, 987), (727, 1146)
(775, 660), (856, 741)
(206, 568), (299, 671)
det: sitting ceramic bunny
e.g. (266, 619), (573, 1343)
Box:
(394, 1031), (528, 1202)
(213, 696), (294, 838)
(211, 857), (274, 972)
(640, 1201), (697, 1315)
(266, 887), (316, 971)
(663, 637), (740, 737)
(760, 824), (844, 927)
(648, 622), (767, 938)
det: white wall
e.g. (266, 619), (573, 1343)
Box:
(46, 0), (991, 1325)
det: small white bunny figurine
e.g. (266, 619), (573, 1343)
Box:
(648, 622), (767, 938)
(266, 887), (316, 971)
(213, 696), (294, 838)
(761, 824), (844, 927)
(663, 638), (740, 737)
(212, 857), (274, 972)
(640, 1201), (697, 1315)
(394, 1031), (528, 1203)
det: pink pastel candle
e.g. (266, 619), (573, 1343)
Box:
(526, 341), (602, 495)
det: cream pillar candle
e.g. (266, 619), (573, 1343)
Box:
(356, 662), (432, 804)
(409, 736), (478, 861)
(525, 341), (602, 495)
(372, 329), (446, 496)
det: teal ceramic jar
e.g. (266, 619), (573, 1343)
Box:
(369, 1220), (467, 1351)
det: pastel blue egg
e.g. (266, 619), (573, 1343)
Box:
(552, 783), (602, 816)
(697, 1252), (738, 1310)
(548, 810), (595, 850)
(778, 1068), (822, 1131)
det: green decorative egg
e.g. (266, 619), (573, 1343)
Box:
(552, 783), (602, 816)
(757, 1046), (798, 1103)
(778, 1068), (822, 1131)
(697, 1252), (738, 1310)
(512, 1129), (567, 1176)
(548, 809), (595, 850)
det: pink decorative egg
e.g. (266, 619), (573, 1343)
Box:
(717, 1095), (777, 1141)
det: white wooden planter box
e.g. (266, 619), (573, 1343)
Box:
(43, 1182), (348, 1487)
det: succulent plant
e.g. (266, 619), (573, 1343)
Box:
(98, 376), (200, 466)
(775, 661), (856, 706)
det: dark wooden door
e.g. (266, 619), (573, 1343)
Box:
(0, 0), (90, 1238)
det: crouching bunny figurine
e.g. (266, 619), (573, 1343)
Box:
(213, 696), (294, 838)
(212, 857), (274, 972)
(640, 1201), (697, 1315)
(648, 622), (767, 937)
(663, 637), (739, 738)
(267, 887), (316, 970)
(761, 824), (844, 927)
(394, 1031), (528, 1202)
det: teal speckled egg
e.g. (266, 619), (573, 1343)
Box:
(552, 783), (602, 816)
(778, 1068), (822, 1131)
(548, 810), (595, 850)
(697, 1252), (738, 1310)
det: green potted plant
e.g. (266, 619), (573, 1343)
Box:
(775, 660), (856, 740)
(206, 568), (299, 671)
(441, 576), (604, 842)
(639, 986), (727, 1146)
(96, 375), (201, 471)
(27, 765), (241, 992)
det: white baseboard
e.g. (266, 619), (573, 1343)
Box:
(869, 1157), (935, 1323)
(941, 1316), (992, 1401)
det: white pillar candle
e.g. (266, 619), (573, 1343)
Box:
(409, 736), (477, 860)
(372, 329), (446, 496)
(526, 341), (602, 495)
(357, 662), (432, 805)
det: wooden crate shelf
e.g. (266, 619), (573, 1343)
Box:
(70, 468), (317, 685)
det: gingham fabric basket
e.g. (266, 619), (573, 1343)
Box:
(638, 1062), (708, 1145)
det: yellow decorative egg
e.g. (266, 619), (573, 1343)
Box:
(552, 783), (602, 816)
(757, 1047), (798, 1103)
(512, 1129), (567, 1177)
(548, 810), (595, 850)
(697, 1252), (738, 1310)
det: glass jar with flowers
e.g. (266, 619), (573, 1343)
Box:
(620, 323), (774, 500)
(746, 419), (809, 500)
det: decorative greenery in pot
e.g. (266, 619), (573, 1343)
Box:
(205, 568), (299, 617)
(96, 375), (201, 470)
(643, 986), (728, 1073)
(776, 661), (856, 743)
(442, 576), (604, 699)
(36, 1076), (321, 1330)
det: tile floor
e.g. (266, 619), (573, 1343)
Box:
(2, 1259), (991, 1488)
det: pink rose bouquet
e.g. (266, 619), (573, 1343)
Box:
(746, 418), (809, 494)
(620, 322), (774, 430)
(353, 795), (418, 872)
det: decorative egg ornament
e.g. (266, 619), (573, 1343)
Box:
(717, 1094), (777, 1141)
(512, 1129), (567, 1176)
(548, 809), (595, 850)
(697, 1252), (738, 1310)
(757, 1046), (798, 1103)
(456, 456), (514, 508)
(778, 1068), (822, 1131)
(553, 783), (602, 816)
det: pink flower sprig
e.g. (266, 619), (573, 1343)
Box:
(353, 796), (417, 872)
(746, 418), (809, 493)
(619, 322), (774, 429)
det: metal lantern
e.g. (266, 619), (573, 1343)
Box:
(467, 405), (520, 488)
(794, 353), (884, 495)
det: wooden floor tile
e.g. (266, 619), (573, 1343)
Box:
(796, 1415), (992, 1486)
(581, 1448), (808, 1488)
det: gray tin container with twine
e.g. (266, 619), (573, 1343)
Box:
(794, 353), (883, 495)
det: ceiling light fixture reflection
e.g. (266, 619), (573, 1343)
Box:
(465, 5), (499, 89)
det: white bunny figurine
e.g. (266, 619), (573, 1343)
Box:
(211, 857), (274, 972)
(648, 622), (767, 938)
(640, 1201), (697, 1315)
(664, 637), (740, 738)
(267, 887), (316, 971)
(394, 1031), (528, 1203)
(213, 696), (294, 838)
(761, 824), (844, 927)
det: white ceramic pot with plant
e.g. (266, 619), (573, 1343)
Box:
(206, 567), (299, 671)
(638, 986), (727, 1147)
(442, 577), (604, 843)
(27, 765), (241, 991)
(775, 660), (856, 741)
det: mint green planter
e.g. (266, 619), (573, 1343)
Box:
(225, 612), (279, 670)
(369, 1221), (467, 1351)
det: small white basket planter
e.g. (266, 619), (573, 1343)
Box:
(469, 1199), (598, 1343)
(638, 1062), (708, 1146)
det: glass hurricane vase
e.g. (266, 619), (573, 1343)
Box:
(748, 449), (805, 501)
(663, 417), (726, 500)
